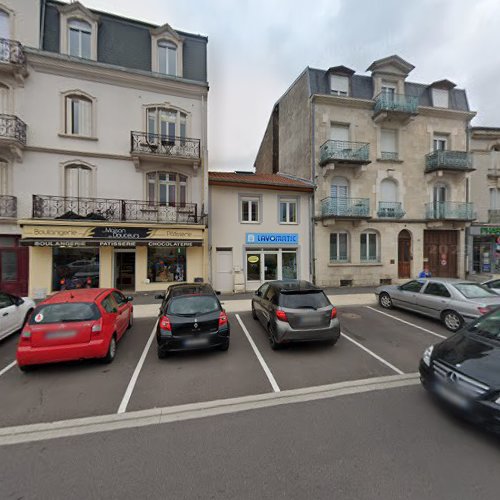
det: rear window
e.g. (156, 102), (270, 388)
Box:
(279, 291), (330, 309)
(167, 295), (220, 316)
(29, 302), (100, 325)
(453, 283), (496, 299)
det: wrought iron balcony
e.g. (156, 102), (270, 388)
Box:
(380, 151), (399, 161)
(0, 38), (26, 66)
(32, 195), (203, 225)
(425, 201), (475, 221)
(131, 132), (200, 161)
(0, 114), (27, 145)
(488, 209), (500, 224)
(0, 195), (16, 218)
(425, 150), (473, 173)
(373, 92), (419, 119)
(319, 140), (370, 166)
(320, 197), (370, 219)
(377, 202), (405, 219)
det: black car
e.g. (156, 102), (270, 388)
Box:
(419, 307), (500, 431)
(155, 283), (229, 358)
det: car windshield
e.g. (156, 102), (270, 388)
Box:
(453, 283), (496, 299)
(29, 302), (100, 325)
(167, 295), (220, 316)
(280, 291), (330, 309)
(467, 309), (500, 340)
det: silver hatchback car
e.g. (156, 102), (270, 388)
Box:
(251, 280), (340, 350)
(376, 278), (500, 332)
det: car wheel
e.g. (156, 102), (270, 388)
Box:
(442, 310), (463, 332)
(251, 305), (258, 320)
(379, 292), (393, 309)
(218, 340), (230, 351)
(103, 334), (117, 363)
(268, 324), (283, 351)
(157, 346), (168, 359)
(127, 311), (133, 330)
(326, 337), (338, 347)
(18, 364), (34, 373)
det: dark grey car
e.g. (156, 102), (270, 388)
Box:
(251, 280), (340, 350)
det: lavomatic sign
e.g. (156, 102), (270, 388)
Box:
(245, 233), (299, 245)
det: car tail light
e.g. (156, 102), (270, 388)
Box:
(219, 311), (228, 327)
(478, 306), (491, 315)
(331, 307), (337, 319)
(91, 320), (103, 333)
(276, 309), (288, 322)
(20, 328), (31, 342)
(159, 315), (172, 331)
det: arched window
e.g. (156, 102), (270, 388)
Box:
(146, 107), (187, 141)
(380, 178), (398, 202)
(433, 182), (448, 203)
(330, 231), (349, 262)
(65, 94), (92, 136)
(360, 230), (379, 262)
(64, 164), (92, 198)
(379, 178), (402, 218)
(157, 40), (177, 76)
(147, 171), (187, 206)
(330, 176), (349, 199)
(0, 9), (10, 40)
(68, 18), (92, 58)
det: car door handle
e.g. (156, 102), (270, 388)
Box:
(2, 312), (8, 316)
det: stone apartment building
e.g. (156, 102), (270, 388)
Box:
(255, 55), (476, 287)
(0, 0), (208, 297)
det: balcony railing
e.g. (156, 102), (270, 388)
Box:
(380, 151), (399, 161)
(374, 92), (419, 115)
(425, 201), (475, 221)
(0, 195), (16, 218)
(320, 197), (370, 218)
(32, 195), (202, 224)
(0, 38), (26, 66)
(488, 209), (500, 223)
(131, 132), (200, 160)
(425, 151), (473, 173)
(0, 114), (27, 145)
(319, 140), (370, 166)
(377, 202), (405, 219)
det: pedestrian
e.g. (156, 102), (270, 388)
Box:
(418, 263), (432, 278)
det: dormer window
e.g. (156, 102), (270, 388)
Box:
(330, 75), (349, 96)
(432, 88), (449, 108)
(68, 19), (92, 59)
(157, 40), (177, 76)
(151, 23), (184, 77)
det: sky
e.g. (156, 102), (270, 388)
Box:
(79, 0), (500, 171)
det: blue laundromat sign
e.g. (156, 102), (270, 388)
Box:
(246, 233), (298, 245)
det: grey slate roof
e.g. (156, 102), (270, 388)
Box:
(42, 1), (207, 83)
(307, 68), (470, 112)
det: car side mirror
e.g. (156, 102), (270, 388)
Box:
(15, 297), (25, 306)
(255, 291), (262, 297)
(154, 294), (164, 300)
(397, 286), (402, 290)
(215, 291), (221, 296)
(126, 296), (134, 302)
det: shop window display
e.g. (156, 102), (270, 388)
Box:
(148, 247), (186, 283)
(53, 248), (100, 291)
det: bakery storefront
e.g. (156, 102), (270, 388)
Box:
(20, 221), (207, 297)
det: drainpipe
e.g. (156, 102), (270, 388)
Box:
(310, 97), (316, 284)
(465, 119), (472, 277)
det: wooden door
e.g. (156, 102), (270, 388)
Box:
(424, 230), (458, 278)
(398, 230), (411, 278)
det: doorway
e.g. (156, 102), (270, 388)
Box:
(0, 236), (28, 296)
(398, 230), (411, 278)
(215, 248), (233, 293)
(424, 230), (458, 278)
(114, 251), (135, 290)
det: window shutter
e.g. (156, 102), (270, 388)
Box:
(0, 161), (7, 195)
(380, 179), (397, 202)
(80, 99), (91, 136)
(381, 129), (397, 153)
(330, 124), (350, 142)
(432, 88), (449, 108)
(330, 75), (349, 95)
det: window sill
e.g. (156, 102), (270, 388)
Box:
(377, 158), (403, 163)
(241, 221), (261, 224)
(279, 222), (298, 225)
(58, 133), (98, 141)
(328, 262), (383, 267)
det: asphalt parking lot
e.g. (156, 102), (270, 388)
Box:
(0, 302), (451, 428)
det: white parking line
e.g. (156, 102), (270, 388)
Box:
(0, 360), (16, 378)
(365, 306), (447, 340)
(340, 332), (404, 375)
(235, 314), (280, 393)
(117, 320), (158, 414)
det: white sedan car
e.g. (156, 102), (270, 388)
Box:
(0, 291), (36, 341)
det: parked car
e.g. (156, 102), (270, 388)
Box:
(481, 278), (500, 295)
(16, 288), (133, 371)
(155, 283), (229, 358)
(376, 278), (500, 332)
(0, 292), (36, 341)
(251, 280), (340, 350)
(419, 308), (500, 432)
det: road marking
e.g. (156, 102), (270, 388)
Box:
(340, 332), (404, 375)
(235, 314), (280, 392)
(0, 373), (419, 446)
(117, 319), (158, 414)
(0, 360), (16, 378)
(365, 306), (447, 340)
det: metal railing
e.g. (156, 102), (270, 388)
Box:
(131, 131), (200, 160)
(0, 38), (25, 65)
(320, 197), (370, 218)
(488, 209), (500, 223)
(380, 151), (399, 161)
(425, 201), (475, 220)
(319, 140), (370, 165)
(0, 114), (26, 145)
(377, 201), (405, 218)
(0, 195), (16, 218)
(32, 195), (202, 224)
(374, 92), (419, 115)
(425, 151), (472, 172)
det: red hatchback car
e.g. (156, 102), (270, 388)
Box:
(17, 288), (133, 371)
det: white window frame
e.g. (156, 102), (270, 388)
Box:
(432, 88), (449, 108)
(0, 6), (14, 41)
(146, 171), (188, 206)
(360, 231), (379, 262)
(490, 188), (500, 210)
(380, 128), (398, 159)
(150, 24), (184, 77)
(60, 90), (96, 139)
(241, 197), (260, 223)
(0, 158), (9, 195)
(145, 106), (188, 141)
(157, 40), (177, 76)
(279, 198), (298, 224)
(330, 232), (349, 263)
(68, 18), (92, 59)
(330, 75), (349, 97)
(433, 134), (448, 151)
(60, 160), (97, 198)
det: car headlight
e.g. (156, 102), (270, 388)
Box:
(495, 396), (500, 406)
(422, 345), (434, 367)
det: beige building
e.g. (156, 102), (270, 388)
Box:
(255, 55), (476, 286)
(208, 172), (313, 292)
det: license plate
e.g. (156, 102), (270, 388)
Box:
(435, 383), (469, 409)
(296, 317), (319, 327)
(184, 337), (209, 347)
(46, 330), (77, 340)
